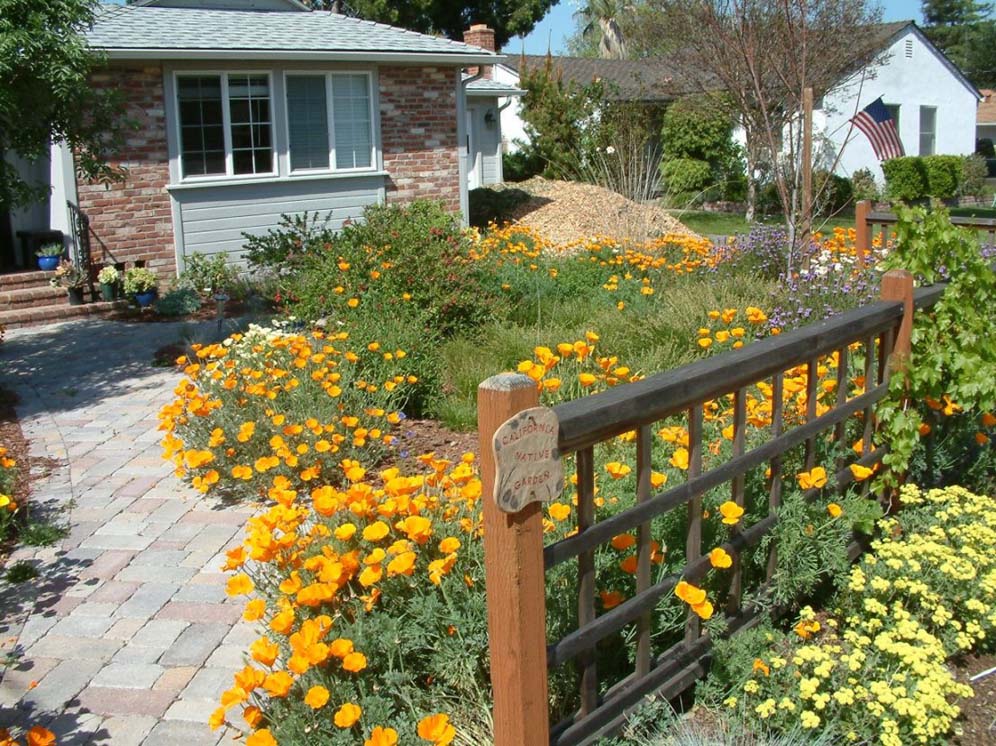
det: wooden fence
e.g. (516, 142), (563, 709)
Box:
(478, 268), (947, 746)
(855, 199), (996, 266)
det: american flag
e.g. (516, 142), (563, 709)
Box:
(851, 97), (905, 160)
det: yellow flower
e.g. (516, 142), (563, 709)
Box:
(226, 574), (254, 597)
(796, 466), (828, 490)
(334, 702), (363, 728)
(365, 727), (399, 746)
(709, 547), (733, 568)
(417, 713), (457, 745)
(849, 464), (873, 482)
(362, 521), (390, 542)
(304, 685), (330, 709)
(578, 373), (597, 387)
(827, 503), (843, 518)
(718, 501), (744, 526)
(548, 503), (571, 521)
(670, 447), (689, 470)
(246, 730), (278, 746)
(604, 462), (631, 479)
(675, 580), (706, 606)
(342, 651), (367, 672)
(610, 533), (636, 551)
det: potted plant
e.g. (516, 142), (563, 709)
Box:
(97, 265), (120, 301)
(49, 261), (88, 305)
(35, 244), (63, 272)
(123, 267), (158, 308)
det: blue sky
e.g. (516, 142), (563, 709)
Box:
(513, 0), (926, 56)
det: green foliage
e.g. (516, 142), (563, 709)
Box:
(960, 153), (988, 197)
(850, 168), (879, 203)
(467, 187), (531, 229)
(35, 244), (63, 258)
(876, 204), (996, 488)
(501, 149), (544, 182)
(0, 0), (128, 207)
(660, 94), (744, 201)
(922, 154), (963, 199)
(5, 561), (37, 583)
(123, 267), (157, 295)
(922, 0), (996, 88)
(303, 0), (554, 48)
(180, 252), (240, 296)
(881, 156), (929, 202)
(20, 520), (68, 547)
(154, 287), (202, 317)
(661, 158), (712, 196)
(812, 171), (852, 216)
(244, 212), (335, 271)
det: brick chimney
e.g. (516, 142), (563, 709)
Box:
(463, 24), (495, 79)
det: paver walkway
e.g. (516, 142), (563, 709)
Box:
(1, 318), (255, 745)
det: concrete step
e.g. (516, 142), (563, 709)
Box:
(0, 300), (129, 330)
(0, 285), (67, 312)
(0, 270), (57, 292)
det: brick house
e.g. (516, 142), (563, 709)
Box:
(28, 0), (510, 280)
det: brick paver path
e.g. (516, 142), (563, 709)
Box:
(1, 318), (254, 745)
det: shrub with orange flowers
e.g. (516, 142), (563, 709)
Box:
(0, 443), (19, 539)
(211, 455), (492, 745)
(159, 321), (418, 499)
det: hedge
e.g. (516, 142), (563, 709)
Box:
(882, 154), (968, 202)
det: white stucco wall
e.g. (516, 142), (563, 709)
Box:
(494, 64), (528, 152)
(818, 26), (979, 185)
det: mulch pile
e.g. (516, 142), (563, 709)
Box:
(502, 177), (699, 244)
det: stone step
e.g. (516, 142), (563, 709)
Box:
(0, 300), (129, 330)
(0, 285), (67, 312)
(0, 270), (57, 292)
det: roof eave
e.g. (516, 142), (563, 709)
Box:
(101, 48), (504, 65)
(467, 88), (525, 97)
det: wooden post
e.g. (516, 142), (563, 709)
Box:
(880, 269), (914, 373)
(478, 373), (550, 746)
(855, 199), (871, 268)
(802, 87), (813, 244)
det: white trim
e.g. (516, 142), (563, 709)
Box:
(165, 169), (389, 191)
(105, 49), (502, 65)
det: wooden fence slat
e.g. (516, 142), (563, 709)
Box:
(635, 425), (653, 677)
(804, 358), (818, 470)
(766, 372), (784, 582)
(855, 199), (870, 268)
(880, 269), (914, 373)
(576, 446), (598, 716)
(478, 373), (549, 746)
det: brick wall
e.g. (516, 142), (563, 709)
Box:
(379, 66), (461, 213)
(77, 64), (176, 279)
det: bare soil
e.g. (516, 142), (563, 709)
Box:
(502, 177), (699, 245)
(390, 419), (478, 467)
(954, 653), (996, 745)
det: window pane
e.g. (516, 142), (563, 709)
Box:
(177, 75), (226, 177)
(885, 104), (900, 134)
(920, 134), (935, 156)
(287, 75), (330, 171)
(332, 74), (372, 170)
(228, 74), (273, 175)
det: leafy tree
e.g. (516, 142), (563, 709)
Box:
(0, 0), (126, 208)
(922, 0), (996, 88)
(306, 0), (556, 49)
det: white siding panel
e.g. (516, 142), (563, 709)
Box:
(173, 174), (383, 265)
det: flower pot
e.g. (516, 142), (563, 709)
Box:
(134, 289), (157, 308)
(67, 287), (85, 306)
(100, 282), (116, 302)
(37, 255), (60, 272)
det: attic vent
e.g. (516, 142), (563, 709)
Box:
(905, 39), (914, 58)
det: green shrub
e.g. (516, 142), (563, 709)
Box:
(502, 149), (544, 182)
(661, 158), (712, 196)
(660, 93), (743, 202)
(155, 287), (202, 317)
(123, 267), (157, 295)
(468, 187), (531, 229)
(813, 171), (853, 216)
(180, 252), (241, 297)
(882, 156), (929, 201)
(850, 168), (879, 203)
(244, 212), (335, 270)
(922, 154), (963, 199)
(961, 154), (988, 197)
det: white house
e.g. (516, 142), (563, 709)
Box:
(815, 21), (981, 182)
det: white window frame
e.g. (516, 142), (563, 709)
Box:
(283, 70), (378, 176)
(173, 70), (278, 183)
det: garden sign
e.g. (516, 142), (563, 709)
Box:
(492, 406), (563, 513)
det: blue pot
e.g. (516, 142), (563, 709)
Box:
(134, 289), (157, 308)
(37, 255), (60, 271)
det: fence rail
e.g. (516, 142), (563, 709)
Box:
(479, 268), (946, 746)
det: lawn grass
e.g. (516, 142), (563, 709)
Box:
(672, 209), (855, 237)
(949, 205), (996, 219)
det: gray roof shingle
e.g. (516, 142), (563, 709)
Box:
(465, 78), (523, 96)
(87, 4), (500, 62)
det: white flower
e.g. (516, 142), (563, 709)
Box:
(605, 145), (616, 155)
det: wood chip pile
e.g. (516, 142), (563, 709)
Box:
(503, 177), (699, 244)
